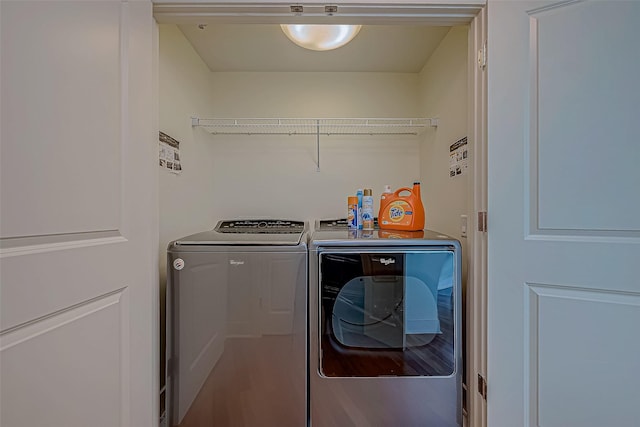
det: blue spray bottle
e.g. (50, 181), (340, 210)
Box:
(356, 189), (363, 230)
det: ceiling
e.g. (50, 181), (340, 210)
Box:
(178, 24), (452, 73)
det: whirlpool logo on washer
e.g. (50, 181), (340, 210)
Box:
(229, 259), (245, 266)
(379, 257), (396, 265)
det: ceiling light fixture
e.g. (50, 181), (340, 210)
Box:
(280, 24), (362, 51)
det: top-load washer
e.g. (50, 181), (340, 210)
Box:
(309, 224), (462, 426)
(167, 219), (308, 427)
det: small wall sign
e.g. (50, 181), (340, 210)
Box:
(159, 131), (182, 174)
(449, 136), (468, 178)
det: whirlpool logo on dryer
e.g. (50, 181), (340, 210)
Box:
(379, 257), (396, 265)
(229, 259), (245, 266)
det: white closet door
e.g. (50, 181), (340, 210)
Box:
(0, 1), (157, 426)
(488, 1), (640, 426)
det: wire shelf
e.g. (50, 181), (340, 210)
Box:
(192, 117), (438, 135)
(191, 117), (438, 171)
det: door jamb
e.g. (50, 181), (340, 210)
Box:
(466, 5), (488, 427)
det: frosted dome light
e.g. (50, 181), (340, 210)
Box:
(280, 25), (362, 51)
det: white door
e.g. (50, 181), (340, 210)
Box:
(488, 1), (640, 426)
(0, 1), (158, 427)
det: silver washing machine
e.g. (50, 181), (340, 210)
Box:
(167, 219), (308, 427)
(309, 222), (462, 427)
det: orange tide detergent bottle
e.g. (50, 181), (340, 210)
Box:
(378, 182), (425, 231)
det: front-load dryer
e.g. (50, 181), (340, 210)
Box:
(309, 227), (462, 427)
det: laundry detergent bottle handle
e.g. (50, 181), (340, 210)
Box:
(378, 185), (393, 217)
(378, 181), (425, 231)
(410, 181), (425, 229)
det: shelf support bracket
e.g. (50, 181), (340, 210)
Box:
(191, 117), (200, 126)
(316, 119), (321, 172)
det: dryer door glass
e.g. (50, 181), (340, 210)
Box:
(319, 250), (455, 377)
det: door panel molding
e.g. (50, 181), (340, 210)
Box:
(0, 0), (124, 240)
(0, 288), (129, 427)
(0, 287), (126, 350)
(0, 232), (126, 258)
(525, 283), (640, 427)
(525, 0), (640, 239)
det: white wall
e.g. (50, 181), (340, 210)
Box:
(159, 24), (218, 268)
(158, 24), (219, 401)
(159, 24), (425, 232)
(418, 26), (469, 242)
(205, 71), (422, 222)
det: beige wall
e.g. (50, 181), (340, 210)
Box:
(205, 71), (422, 222)
(158, 24), (220, 278)
(208, 71), (419, 118)
(159, 24), (425, 233)
(417, 26), (469, 279)
(418, 26), (469, 238)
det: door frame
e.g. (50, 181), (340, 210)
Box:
(467, 5), (488, 427)
(153, 1), (485, 26)
(151, 2), (488, 426)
